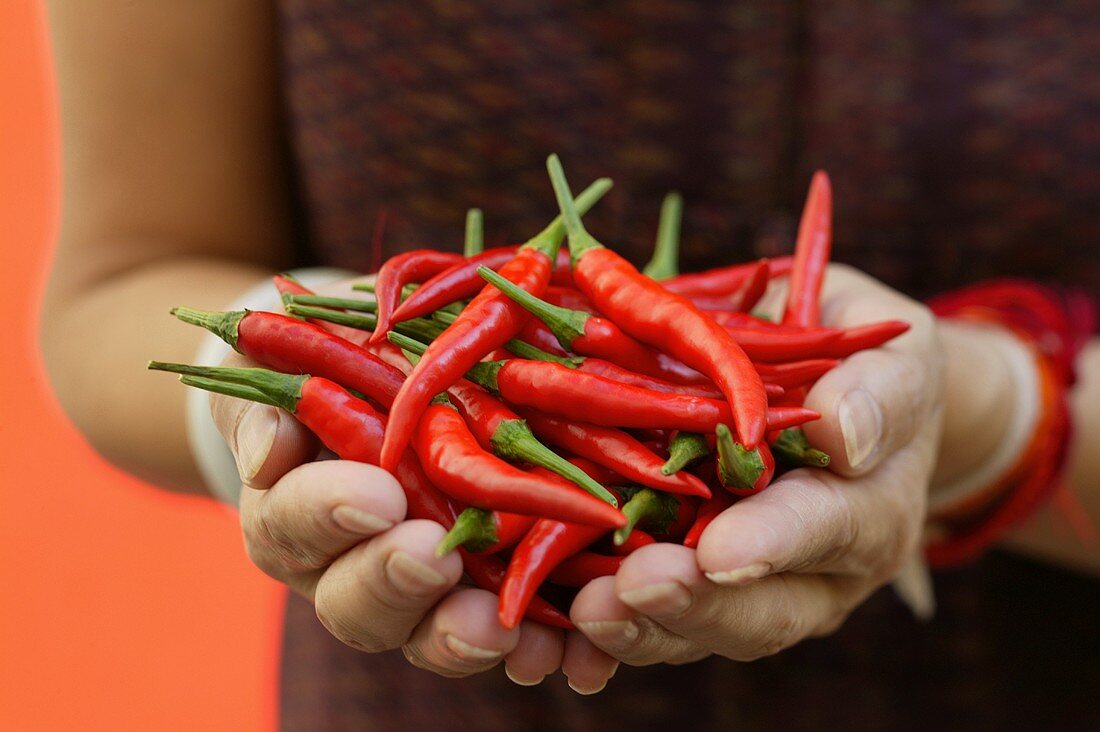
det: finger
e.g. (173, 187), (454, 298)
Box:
(239, 460), (408, 594)
(613, 543), (859, 661)
(209, 352), (319, 489)
(503, 621), (565, 687)
(805, 264), (943, 476)
(570, 576), (707, 668)
(313, 520), (463, 653)
(402, 588), (522, 678)
(560, 627), (621, 696)
(697, 451), (929, 583)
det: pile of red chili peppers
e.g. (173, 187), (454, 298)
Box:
(150, 156), (909, 630)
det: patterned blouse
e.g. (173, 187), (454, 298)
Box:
(274, 1), (1099, 729)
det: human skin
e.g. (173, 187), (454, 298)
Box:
(41, 0), (1098, 693)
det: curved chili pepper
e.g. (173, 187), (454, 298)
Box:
(435, 507), (535, 556)
(687, 259), (769, 312)
(171, 308), (406, 409)
(412, 400), (625, 528)
(723, 326), (845, 362)
(149, 361), (571, 628)
(716, 423), (776, 496)
(369, 249), (463, 345)
(682, 490), (735, 549)
(547, 551), (623, 587)
(642, 191), (683, 280)
(520, 409), (711, 497)
(499, 513), (606, 629)
(752, 359), (840, 389)
(388, 179), (612, 324)
(663, 256), (794, 297)
(464, 208), (484, 257)
(813, 320), (911, 359)
(547, 155), (767, 448)
(784, 171), (833, 327)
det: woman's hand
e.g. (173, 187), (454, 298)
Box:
(570, 264), (945, 675)
(206, 277), (568, 685)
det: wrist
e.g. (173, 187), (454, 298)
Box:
(929, 320), (1040, 515)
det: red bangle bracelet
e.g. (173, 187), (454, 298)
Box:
(923, 280), (1094, 568)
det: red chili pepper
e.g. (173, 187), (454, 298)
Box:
(412, 400), (625, 528)
(708, 311), (791, 330)
(543, 286), (597, 313)
(723, 326), (845, 362)
(716, 424), (776, 496)
(150, 361), (571, 628)
(519, 320), (572, 356)
(688, 259), (770, 312)
(520, 409), (712, 497)
(547, 156), (767, 448)
(171, 307), (406, 409)
(547, 551), (623, 587)
(813, 320), (911, 359)
(388, 179), (611, 325)
(563, 456), (632, 487)
(784, 171), (833, 328)
(662, 256), (794, 297)
(682, 490), (735, 549)
(550, 248), (574, 286)
(499, 514), (605, 629)
(753, 359), (840, 389)
(435, 506), (536, 556)
(369, 249), (463, 345)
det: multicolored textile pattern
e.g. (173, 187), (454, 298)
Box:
(274, 1), (1098, 728)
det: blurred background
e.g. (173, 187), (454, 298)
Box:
(0, 2), (282, 729)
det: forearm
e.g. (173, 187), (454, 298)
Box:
(41, 256), (271, 494)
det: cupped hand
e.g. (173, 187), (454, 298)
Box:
(570, 264), (945, 679)
(207, 276), (567, 684)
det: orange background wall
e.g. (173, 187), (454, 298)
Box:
(0, 3), (283, 730)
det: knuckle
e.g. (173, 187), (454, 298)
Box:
(247, 501), (329, 574)
(401, 644), (471, 679)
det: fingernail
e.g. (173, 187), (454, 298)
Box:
(234, 405), (278, 482)
(567, 678), (608, 696)
(575, 619), (640, 652)
(838, 388), (883, 469)
(445, 634), (503, 662)
(331, 505), (393, 535)
(384, 551), (448, 596)
(618, 581), (692, 618)
(505, 666), (545, 687)
(704, 562), (771, 586)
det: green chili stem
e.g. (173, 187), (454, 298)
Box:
(432, 310), (580, 366)
(716, 423), (765, 490)
(284, 294), (378, 313)
(478, 266), (588, 350)
(614, 488), (678, 545)
(436, 507), (497, 556)
(288, 304), (443, 342)
(546, 154), (606, 264)
(771, 428), (831, 468)
(171, 307), (246, 351)
(148, 361), (304, 412)
(661, 432), (710, 475)
(642, 191), (683, 280)
(491, 419), (617, 506)
(523, 175), (612, 259)
(387, 332), (503, 392)
(464, 208), (484, 258)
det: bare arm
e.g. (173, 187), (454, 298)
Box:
(41, 0), (295, 492)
